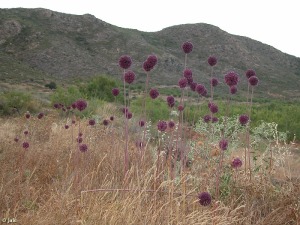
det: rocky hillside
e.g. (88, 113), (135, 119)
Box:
(1, 8), (300, 100)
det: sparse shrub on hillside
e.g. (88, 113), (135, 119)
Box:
(50, 86), (83, 107)
(44, 81), (57, 90)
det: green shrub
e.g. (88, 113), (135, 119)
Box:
(50, 86), (83, 106)
(45, 81), (57, 90)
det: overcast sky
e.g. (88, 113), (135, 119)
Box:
(1, 0), (300, 57)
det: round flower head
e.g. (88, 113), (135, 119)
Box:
(225, 71), (239, 86)
(54, 103), (60, 109)
(124, 70), (135, 84)
(78, 132), (83, 137)
(231, 157), (243, 169)
(245, 69), (256, 79)
(208, 56), (217, 66)
(139, 120), (145, 127)
(22, 141), (30, 149)
(209, 103), (218, 114)
(72, 120), (76, 124)
(122, 107), (128, 114)
(24, 130), (29, 135)
(168, 120), (175, 129)
(182, 41), (193, 54)
(125, 111), (132, 119)
(112, 88), (120, 96)
(119, 55), (132, 69)
(190, 82), (197, 91)
(210, 78), (219, 87)
(219, 139), (228, 151)
(167, 96), (175, 107)
(183, 69), (193, 80)
(198, 192), (212, 206)
(89, 119), (96, 126)
(37, 112), (44, 119)
(230, 85), (237, 94)
(203, 115), (211, 123)
(196, 84), (205, 95)
(14, 137), (19, 142)
(103, 119), (109, 126)
(157, 120), (167, 132)
(143, 60), (153, 72)
(146, 54), (158, 68)
(178, 105), (184, 111)
(239, 114), (249, 125)
(25, 112), (30, 119)
(212, 117), (219, 123)
(77, 137), (83, 143)
(178, 77), (188, 89)
(76, 99), (87, 111)
(201, 88), (208, 97)
(248, 76), (259, 86)
(149, 88), (159, 99)
(110, 116), (114, 121)
(79, 143), (88, 152)
(65, 124), (69, 129)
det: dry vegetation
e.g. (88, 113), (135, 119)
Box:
(0, 104), (299, 225)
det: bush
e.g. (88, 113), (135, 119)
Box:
(0, 91), (39, 116)
(45, 81), (57, 90)
(50, 86), (83, 107)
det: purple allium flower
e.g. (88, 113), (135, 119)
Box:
(119, 55), (132, 69)
(189, 82), (197, 91)
(219, 139), (228, 151)
(22, 141), (29, 149)
(143, 60), (153, 72)
(89, 119), (96, 126)
(167, 96), (175, 107)
(157, 120), (167, 132)
(76, 99), (87, 111)
(112, 88), (120, 96)
(54, 103), (60, 109)
(182, 41), (193, 54)
(203, 115), (211, 123)
(110, 116), (114, 121)
(103, 119), (109, 126)
(230, 85), (237, 94)
(124, 70), (136, 84)
(14, 137), (19, 142)
(168, 120), (175, 129)
(178, 105), (184, 111)
(79, 143), (88, 152)
(125, 111), (132, 119)
(37, 112), (44, 119)
(245, 69), (256, 79)
(248, 76), (259, 86)
(139, 120), (145, 127)
(209, 103), (218, 114)
(24, 130), (29, 135)
(65, 124), (69, 129)
(210, 78), (219, 87)
(77, 137), (83, 143)
(178, 77), (188, 89)
(231, 157), (243, 169)
(146, 54), (158, 68)
(72, 120), (76, 124)
(149, 88), (159, 99)
(122, 107), (128, 114)
(78, 132), (83, 137)
(25, 112), (30, 119)
(201, 88), (208, 97)
(225, 71), (239, 86)
(71, 102), (77, 109)
(183, 69), (193, 80)
(212, 117), (219, 123)
(239, 114), (249, 125)
(198, 192), (212, 206)
(196, 84), (205, 95)
(208, 56), (217, 66)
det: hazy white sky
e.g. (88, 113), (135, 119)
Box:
(1, 0), (300, 57)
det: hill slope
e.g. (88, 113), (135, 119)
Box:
(1, 8), (300, 100)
